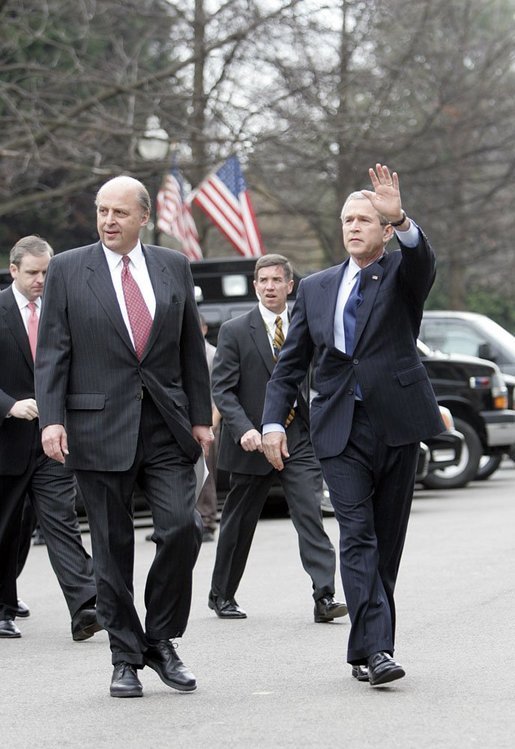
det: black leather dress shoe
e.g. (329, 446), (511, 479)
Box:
(0, 619), (21, 638)
(71, 607), (102, 641)
(314, 596), (348, 623)
(208, 591), (247, 619)
(110, 662), (143, 698)
(367, 652), (405, 686)
(14, 599), (30, 618)
(351, 665), (369, 682)
(144, 640), (196, 692)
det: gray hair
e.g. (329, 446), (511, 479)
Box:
(340, 191), (388, 226)
(10, 235), (54, 266)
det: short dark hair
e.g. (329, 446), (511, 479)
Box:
(10, 235), (54, 267)
(254, 254), (293, 282)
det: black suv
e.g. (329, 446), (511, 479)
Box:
(416, 340), (515, 488)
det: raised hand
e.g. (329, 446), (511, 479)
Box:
(361, 163), (404, 224)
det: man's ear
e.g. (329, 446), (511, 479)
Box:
(383, 224), (395, 244)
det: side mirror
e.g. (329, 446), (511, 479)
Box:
(478, 342), (495, 361)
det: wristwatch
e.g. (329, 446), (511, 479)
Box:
(389, 210), (407, 227)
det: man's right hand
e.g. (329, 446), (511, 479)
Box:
(8, 398), (38, 420)
(41, 424), (69, 464)
(262, 431), (290, 471)
(240, 428), (264, 453)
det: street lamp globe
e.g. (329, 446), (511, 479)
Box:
(137, 115), (169, 161)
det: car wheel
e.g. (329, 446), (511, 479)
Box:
(475, 454), (503, 481)
(421, 417), (481, 489)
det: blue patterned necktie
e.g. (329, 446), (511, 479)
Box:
(344, 270), (362, 355)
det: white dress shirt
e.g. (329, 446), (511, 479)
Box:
(102, 242), (156, 348)
(11, 283), (41, 333)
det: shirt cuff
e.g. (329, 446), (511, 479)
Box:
(395, 219), (420, 248)
(262, 422), (286, 434)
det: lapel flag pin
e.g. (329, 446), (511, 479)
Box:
(372, 275), (378, 280)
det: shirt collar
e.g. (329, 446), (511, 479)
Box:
(259, 301), (288, 327)
(11, 283), (41, 311)
(102, 241), (144, 272)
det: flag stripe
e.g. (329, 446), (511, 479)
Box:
(156, 172), (203, 261)
(192, 155), (264, 257)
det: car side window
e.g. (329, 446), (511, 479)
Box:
(421, 320), (487, 358)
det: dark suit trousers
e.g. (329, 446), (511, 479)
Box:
(75, 392), (202, 667)
(0, 449), (96, 620)
(211, 417), (336, 602)
(320, 403), (418, 665)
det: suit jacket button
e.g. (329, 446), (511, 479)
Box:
(347, 388), (354, 395)
(353, 358), (359, 365)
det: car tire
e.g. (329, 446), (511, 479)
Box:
(421, 417), (481, 490)
(475, 454), (503, 481)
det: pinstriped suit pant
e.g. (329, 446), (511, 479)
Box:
(75, 392), (203, 667)
(320, 402), (418, 665)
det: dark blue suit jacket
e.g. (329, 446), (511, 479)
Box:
(263, 232), (444, 459)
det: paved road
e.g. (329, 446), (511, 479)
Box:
(2, 461), (515, 748)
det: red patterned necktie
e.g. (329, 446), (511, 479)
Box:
(27, 301), (39, 360)
(121, 255), (153, 359)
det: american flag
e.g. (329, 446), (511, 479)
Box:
(156, 169), (203, 261)
(192, 155), (265, 257)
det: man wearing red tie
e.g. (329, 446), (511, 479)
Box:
(0, 236), (99, 640)
(35, 176), (213, 698)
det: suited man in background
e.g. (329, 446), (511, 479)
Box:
(0, 235), (98, 640)
(208, 253), (347, 624)
(262, 165), (444, 686)
(35, 176), (213, 698)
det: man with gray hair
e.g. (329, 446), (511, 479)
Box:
(262, 165), (444, 686)
(0, 235), (99, 640)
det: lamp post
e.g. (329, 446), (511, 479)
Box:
(137, 115), (169, 243)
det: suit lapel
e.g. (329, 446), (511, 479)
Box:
(249, 306), (275, 376)
(85, 243), (135, 354)
(1, 287), (34, 371)
(320, 262), (347, 348)
(353, 259), (384, 350)
(140, 245), (169, 359)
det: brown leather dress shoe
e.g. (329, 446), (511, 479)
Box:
(314, 596), (348, 622)
(110, 662), (143, 698)
(367, 652), (405, 686)
(144, 640), (197, 692)
(208, 591), (247, 619)
(0, 619), (21, 638)
(71, 607), (102, 641)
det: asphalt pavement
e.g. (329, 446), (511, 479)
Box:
(2, 461), (515, 748)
